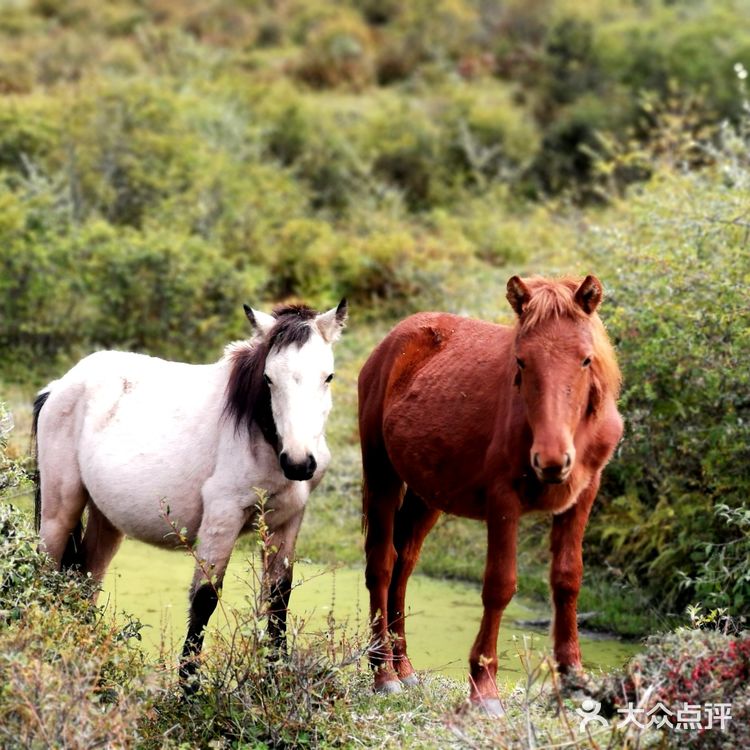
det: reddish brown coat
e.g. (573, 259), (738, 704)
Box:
(358, 275), (623, 711)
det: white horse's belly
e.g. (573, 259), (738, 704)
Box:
(81, 437), (210, 547)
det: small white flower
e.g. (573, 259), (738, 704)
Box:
(0, 410), (13, 438)
(734, 62), (747, 80)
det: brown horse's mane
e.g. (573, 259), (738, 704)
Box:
(518, 277), (622, 409)
(223, 304), (318, 447)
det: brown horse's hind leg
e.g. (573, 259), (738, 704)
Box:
(363, 449), (403, 694)
(388, 489), (440, 686)
(81, 503), (124, 594)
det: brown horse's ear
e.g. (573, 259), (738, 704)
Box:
(575, 275), (603, 314)
(506, 276), (531, 317)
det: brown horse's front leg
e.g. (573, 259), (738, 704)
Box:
(549, 474), (600, 674)
(469, 506), (519, 716)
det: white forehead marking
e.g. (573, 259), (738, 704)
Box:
(264, 328), (335, 387)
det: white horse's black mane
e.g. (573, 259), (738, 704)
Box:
(224, 305), (318, 451)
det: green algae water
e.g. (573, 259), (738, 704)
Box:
(101, 538), (637, 683)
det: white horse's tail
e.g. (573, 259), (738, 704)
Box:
(32, 381), (85, 569)
(31, 385), (54, 532)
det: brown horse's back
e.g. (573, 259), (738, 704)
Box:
(359, 312), (517, 520)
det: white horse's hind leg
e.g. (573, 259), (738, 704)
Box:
(179, 500), (246, 690)
(81, 503), (124, 592)
(38, 469), (89, 570)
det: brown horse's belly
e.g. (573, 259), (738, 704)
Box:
(383, 389), (493, 521)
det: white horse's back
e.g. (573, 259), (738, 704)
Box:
(39, 350), (229, 546)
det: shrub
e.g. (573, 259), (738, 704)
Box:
(0, 96), (60, 171)
(583, 144), (750, 612)
(0, 220), (254, 365)
(0, 504), (150, 749)
(295, 15), (376, 90)
(367, 101), (447, 210)
(688, 505), (750, 613)
(592, 626), (750, 750)
(0, 402), (25, 496)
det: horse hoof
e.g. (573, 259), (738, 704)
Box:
(476, 698), (504, 718)
(375, 680), (403, 695)
(400, 673), (419, 688)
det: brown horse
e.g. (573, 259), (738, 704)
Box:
(358, 275), (622, 714)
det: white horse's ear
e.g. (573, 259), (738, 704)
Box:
(316, 298), (348, 343)
(243, 304), (275, 337)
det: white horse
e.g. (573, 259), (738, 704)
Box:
(32, 300), (347, 685)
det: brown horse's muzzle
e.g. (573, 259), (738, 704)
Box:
(532, 450), (573, 484)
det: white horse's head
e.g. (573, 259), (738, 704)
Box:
(241, 300), (347, 481)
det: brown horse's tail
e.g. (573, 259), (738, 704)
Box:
(358, 341), (405, 537)
(32, 386), (84, 569)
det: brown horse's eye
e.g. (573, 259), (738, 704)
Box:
(516, 357), (525, 370)
(582, 357), (592, 367)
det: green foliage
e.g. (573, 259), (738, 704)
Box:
(583, 130), (750, 613)
(688, 505), (750, 612)
(0, 402), (25, 495)
(0, 504), (150, 749)
(0, 218), (252, 364)
(295, 14), (376, 90)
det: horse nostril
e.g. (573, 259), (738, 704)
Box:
(307, 454), (317, 475)
(564, 452), (572, 469)
(279, 451), (289, 469)
(532, 453), (541, 469)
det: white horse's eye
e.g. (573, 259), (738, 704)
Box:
(325, 373), (334, 383)
(263, 373), (272, 385)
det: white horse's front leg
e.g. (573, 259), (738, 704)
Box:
(263, 499), (307, 656)
(180, 500), (245, 690)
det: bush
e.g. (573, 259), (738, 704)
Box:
(367, 101), (448, 210)
(0, 219), (254, 365)
(295, 15), (376, 90)
(591, 625), (750, 750)
(0, 402), (25, 497)
(584, 140), (750, 613)
(0, 504), (150, 749)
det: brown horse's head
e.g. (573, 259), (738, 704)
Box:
(506, 275), (620, 484)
